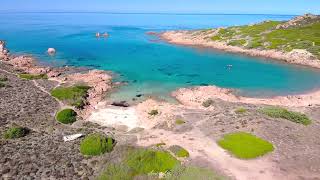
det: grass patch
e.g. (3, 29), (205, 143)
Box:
(148, 109), (159, 116)
(80, 133), (115, 156)
(261, 107), (311, 125)
(202, 99), (214, 107)
(169, 145), (190, 158)
(125, 149), (180, 174)
(235, 107), (247, 114)
(55, 109), (77, 124)
(175, 119), (186, 125)
(51, 85), (90, 107)
(165, 165), (226, 180)
(19, 73), (48, 80)
(4, 126), (29, 139)
(97, 163), (134, 180)
(218, 132), (274, 159)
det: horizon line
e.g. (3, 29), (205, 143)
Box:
(0, 11), (299, 16)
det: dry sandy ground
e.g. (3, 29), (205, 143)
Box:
(88, 98), (320, 180)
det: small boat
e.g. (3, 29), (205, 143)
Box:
(96, 32), (101, 37)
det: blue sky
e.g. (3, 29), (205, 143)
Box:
(1, 0), (319, 15)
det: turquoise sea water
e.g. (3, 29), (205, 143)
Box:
(1, 13), (320, 101)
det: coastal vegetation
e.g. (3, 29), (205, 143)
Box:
(55, 109), (77, 124)
(218, 132), (274, 159)
(261, 107), (311, 125)
(125, 149), (180, 175)
(202, 99), (214, 107)
(165, 166), (226, 180)
(210, 15), (320, 58)
(175, 119), (186, 125)
(50, 85), (90, 108)
(97, 163), (135, 180)
(169, 145), (190, 158)
(156, 142), (166, 147)
(80, 133), (115, 156)
(235, 107), (247, 114)
(19, 73), (48, 80)
(148, 109), (159, 116)
(0, 75), (8, 88)
(4, 126), (29, 139)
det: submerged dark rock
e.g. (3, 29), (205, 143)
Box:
(111, 101), (130, 107)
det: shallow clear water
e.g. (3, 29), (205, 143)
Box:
(1, 13), (320, 101)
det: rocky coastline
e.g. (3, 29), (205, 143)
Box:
(0, 40), (114, 119)
(159, 30), (320, 69)
(2, 39), (320, 179)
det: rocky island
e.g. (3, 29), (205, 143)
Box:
(1, 14), (320, 180)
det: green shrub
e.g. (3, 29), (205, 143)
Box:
(169, 145), (190, 158)
(235, 108), (247, 114)
(149, 109), (159, 116)
(80, 133), (114, 156)
(51, 85), (90, 107)
(55, 109), (77, 124)
(165, 165), (226, 180)
(97, 164), (134, 180)
(156, 142), (166, 147)
(0, 76), (8, 81)
(0, 82), (5, 88)
(218, 132), (274, 159)
(19, 73), (48, 80)
(175, 119), (186, 125)
(126, 149), (180, 174)
(261, 107), (311, 125)
(4, 126), (29, 139)
(202, 99), (214, 107)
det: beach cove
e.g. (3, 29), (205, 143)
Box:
(1, 13), (320, 179)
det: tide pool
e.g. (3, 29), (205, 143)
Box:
(1, 13), (320, 102)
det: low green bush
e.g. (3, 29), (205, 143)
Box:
(235, 107), (247, 114)
(175, 119), (186, 125)
(169, 145), (190, 158)
(218, 132), (274, 159)
(148, 109), (159, 116)
(261, 107), (311, 125)
(126, 149), (180, 174)
(55, 109), (77, 124)
(19, 73), (48, 80)
(202, 99), (214, 107)
(51, 85), (90, 107)
(4, 126), (29, 139)
(80, 133), (115, 156)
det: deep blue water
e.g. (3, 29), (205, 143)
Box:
(1, 13), (320, 101)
